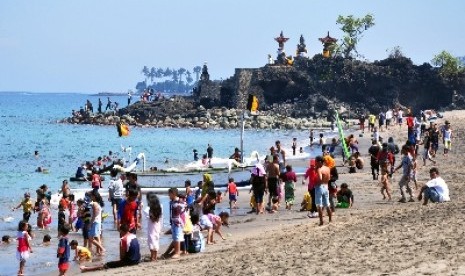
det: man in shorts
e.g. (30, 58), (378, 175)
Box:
(314, 156), (332, 226)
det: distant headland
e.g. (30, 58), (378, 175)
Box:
(62, 14), (465, 130)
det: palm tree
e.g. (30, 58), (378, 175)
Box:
(141, 66), (150, 83)
(164, 67), (173, 78)
(150, 67), (156, 84)
(157, 68), (164, 80)
(186, 70), (193, 85)
(178, 68), (187, 83)
(193, 66), (202, 81)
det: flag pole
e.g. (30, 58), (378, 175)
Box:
(240, 109), (245, 163)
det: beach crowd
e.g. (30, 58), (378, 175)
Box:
(5, 107), (453, 275)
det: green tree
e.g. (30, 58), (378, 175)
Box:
(431, 50), (464, 80)
(387, 46), (405, 59)
(336, 14), (375, 58)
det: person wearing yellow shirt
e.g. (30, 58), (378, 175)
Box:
(368, 114), (377, 132)
(12, 192), (34, 222)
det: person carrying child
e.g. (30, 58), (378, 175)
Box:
(12, 193), (34, 222)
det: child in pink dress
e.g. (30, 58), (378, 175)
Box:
(16, 220), (33, 276)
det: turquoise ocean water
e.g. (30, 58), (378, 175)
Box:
(0, 92), (324, 275)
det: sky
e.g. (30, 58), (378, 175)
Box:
(1, 0), (464, 93)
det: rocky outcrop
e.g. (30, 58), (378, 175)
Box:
(63, 55), (465, 130)
(60, 96), (341, 130)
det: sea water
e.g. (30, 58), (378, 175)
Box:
(0, 92), (327, 275)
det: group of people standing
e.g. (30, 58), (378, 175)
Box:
(362, 108), (451, 205)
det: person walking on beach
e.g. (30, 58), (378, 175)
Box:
(108, 169), (124, 225)
(266, 155), (280, 209)
(250, 164), (267, 215)
(88, 190), (106, 255)
(303, 159), (318, 218)
(283, 165), (297, 210)
(16, 220), (33, 276)
(127, 91), (132, 106)
(275, 140), (286, 172)
(292, 138), (297, 156)
(314, 156), (332, 225)
(394, 145), (415, 203)
(368, 140), (380, 180)
(206, 144), (213, 166)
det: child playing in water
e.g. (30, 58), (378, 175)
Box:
(43, 234), (52, 246)
(224, 177), (239, 210)
(144, 192), (163, 261)
(16, 220), (32, 276)
(13, 192), (34, 223)
(70, 240), (92, 262)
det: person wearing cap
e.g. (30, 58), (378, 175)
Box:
(440, 120), (452, 156)
(314, 156), (332, 225)
(13, 193), (34, 222)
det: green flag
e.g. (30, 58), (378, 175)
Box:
(336, 111), (351, 159)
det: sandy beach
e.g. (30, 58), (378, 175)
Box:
(76, 110), (465, 276)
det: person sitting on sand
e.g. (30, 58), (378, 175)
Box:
(70, 240), (92, 261)
(80, 224), (140, 272)
(336, 183), (353, 208)
(300, 191), (312, 212)
(418, 167), (450, 205)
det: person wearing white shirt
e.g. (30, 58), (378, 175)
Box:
(418, 167), (450, 205)
(385, 109), (393, 129)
